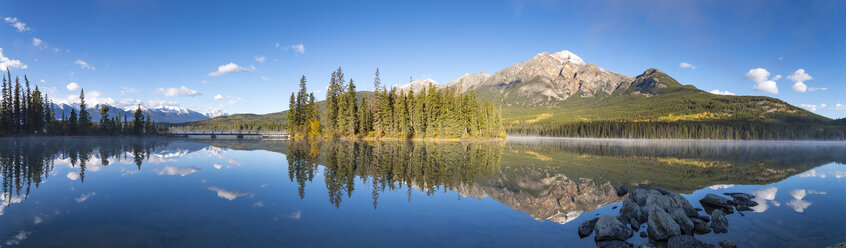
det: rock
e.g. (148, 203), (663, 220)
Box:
(595, 216), (633, 241)
(719, 240), (737, 248)
(691, 218), (711, 234)
(637, 243), (659, 248)
(828, 242), (846, 248)
(620, 198), (645, 226)
(710, 209), (729, 234)
(694, 207), (703, 212)
(655, 188), (672, 195)
(647, 194), (679, 213)
(597, 240), (634, 248)
(578, 218), (599, 238)
(699, 193), (734, 214)
(693, 215), (710, 222)
(639, 231), (647, 238)
(669, 208), (694, 235)
(617, 185), (629, 197)
(723, 192), (754, 201)
(629, 188), (649, 206)
(647, 206), (681, 241)
(668, 235), (715, 248)
(668, 193), (698, 217)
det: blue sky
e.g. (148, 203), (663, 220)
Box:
(1, 0), (844, 118)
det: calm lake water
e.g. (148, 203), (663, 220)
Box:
(1, 137), (844, 247)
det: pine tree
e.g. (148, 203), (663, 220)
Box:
(343, 78), (357, 135)
(287, 92), (296, 133)
(100, 105), (110, 133)
(358, 94), (371, 135)
(0, 74), (7, 134)
(145, 111), (153, 134)
(372, 68), (384, 137)
(13, 77), (21, 134)
(68, 108), (78, 135)
(78, 89), (91, 134)
(133, 105), (144, 135)
(23, 76), (30, 134)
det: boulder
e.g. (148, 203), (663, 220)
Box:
(647, 206), (681, 241)
(699, 193), (734, 214)
(668, 193), (698, 217)
(578, 218), (599, 238)
(710, 209), (729, 234)
(597, 240), (634, 248)
(668, 235), (715, 248)
(693, 215), (710, 222)
(629, 188), (649, 206)
(639, 231), (647, 238)
(617, 185), (629, 197)
(646, 194), (679, 213)
(595, 216), (633, 242)
(620, 198), (645, 226)
(669, 208), (694, 235)
(719, 240), (737, 248)
(655, 188), (672, 195)
(723, 192), (754, 201)
(691, 218), (711, 234)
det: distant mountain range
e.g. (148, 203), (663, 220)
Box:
(181, 49), (838, 136)
(51, 103), (213, 123)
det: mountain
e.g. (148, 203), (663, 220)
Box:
(51, 103), (209, 123)
(179, 49), (842, 138)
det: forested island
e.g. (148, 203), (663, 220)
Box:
(285, 68), (505, 139)
(1, 70), (160, 136)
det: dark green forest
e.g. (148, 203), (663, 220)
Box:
(286, 68), (505, 139)
(1, 70), (159, 136)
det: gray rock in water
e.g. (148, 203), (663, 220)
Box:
(691, 218), (711, 234)
(699, 193), (734, 214)
(647, 194), (680, 213)
(693, 215), (710, 222)
(647, 206), (681, 241)
(579, 218), (600, 238)
(655, 188), (672, 195)
(668, 193), (698, 217)
(669, 208), (694, 235)
(639, 231), (647, 238)
(710, 209), (729, 234)
(597, 240), (634, 248)
(668, 235), (715, 248)
(719, 240), (738, 248)
(630, 188), (650, 206)
(595, 216), (633, 242)
(723, 192), (754, 201)
(617, 185), (629, 197)
(620, 198), (645, 226)
(828, 242), (846, 248)
(637, 243), (659, 248)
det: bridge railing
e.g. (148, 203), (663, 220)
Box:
(164, 130), (288, 136)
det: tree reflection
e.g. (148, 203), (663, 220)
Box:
(0, 138), (169, 203)
(285, 140), (503, 208)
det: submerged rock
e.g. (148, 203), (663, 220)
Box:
(617, 185), (629, 197)
(597, 240), (634, 248)
(723, 193), (754, 201)
(718, 240), (737, 248)
(579, 218), (600, 238)
(595, 216), (633, 241)
(639, 231), (647, 238)
(691, 218), (711, 234)
(699, 194), (734, 214)
(647, 206), (681, 241)
(725, 193), (758, 212)
(668, 235), (715, 248)
(710, 209), (729, 234)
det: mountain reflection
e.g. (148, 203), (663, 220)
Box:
(2, 138), (846, 226)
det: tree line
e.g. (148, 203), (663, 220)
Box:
(507, 120), (846, 140)
(287, 67), (505, 139)
(1, 70), (159, 136)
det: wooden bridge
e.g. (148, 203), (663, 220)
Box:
(165, 130), (288, 140)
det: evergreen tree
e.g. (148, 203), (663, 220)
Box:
(0, 74), (7, 134)
(78, 89), (91, 134)
(100, 105), (110, 133)
(133, 106), (144, 135)
(287, 92), (296, 133)
(68, 109), (78, 135)
(343, 78), (357, 136)
(13, 77), (21, 134)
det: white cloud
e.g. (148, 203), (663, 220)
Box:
(279, 43), (306, 54)
(3, 17), (30, 32)
(155, 166), (200, 176)
(228, 97), (243, 105)
(201, 80), (208, 84)
(808, 87), (827, 92)
(209, 62), (251, 77)
(120, 86), (138, 95)
(66, 172), (80, 181)
(207, 186), (248, 201)
(214, 94), (224, 100)
(32, 37), (43, 47)
(288, 210), (302, 220)
(34, 216), (43, 225)
(710, 89), (735, 96)
(751, 187), (778, 212)
(75, 192), (96, 203)
(787, 69), (814, 93)
(799, 104), (826, 112)
(213, 163), (223, 169)
(707, 184), (734, 190)
(772, 74), (783, 81)
(74, 59), (96, 70)
(255, 55), (265, 63)
(786, 189), (811, 212)
(679, 62), (696, 69)
(66, 82), (81, 91)
(157, 86), (200, 97)
(253, 201), (264, 207)
(835, 104), (846, 111)
(4, 230), (31, 246)
(744, 68), (779, 94)
(261, 76), (269, 81)
(0, 48), (28, 71)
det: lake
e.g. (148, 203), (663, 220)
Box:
(1, 137), (844, 247)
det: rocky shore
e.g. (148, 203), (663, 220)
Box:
(578, 185), (759, 248)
